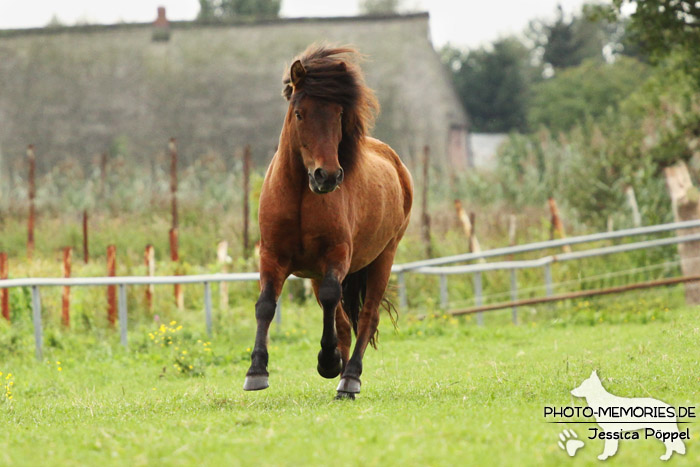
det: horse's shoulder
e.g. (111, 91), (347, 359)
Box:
(362, 137), (413, 214)
(363, 137), (402, 167)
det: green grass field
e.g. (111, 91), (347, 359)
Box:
(1, 292), (699, 466)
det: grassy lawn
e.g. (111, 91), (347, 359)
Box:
(1, 296), (699, 466)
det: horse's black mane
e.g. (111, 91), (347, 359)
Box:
(283, 45), (379, 172)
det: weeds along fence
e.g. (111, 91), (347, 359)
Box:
(2, 220), (700, 360)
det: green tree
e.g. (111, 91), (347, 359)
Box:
(359, 0), (401, 15)
(197, 0), (281, 20)
(530, 4), (621, 70)
(588, 1), (700, 76)
(528, 56), (650, 133)
(542, 5), (584, 68)
(443, 38), (537, 132)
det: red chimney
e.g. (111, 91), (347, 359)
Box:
(154, 6), (169, 27)
(153, 6), (170, 41)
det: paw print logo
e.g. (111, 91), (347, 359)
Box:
(558, 429), (584, 457)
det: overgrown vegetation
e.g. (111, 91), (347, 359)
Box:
(443, 2), (700, 230)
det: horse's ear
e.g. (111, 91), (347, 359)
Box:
(337, 62), (347, 72)
(290, 60), (306, 87)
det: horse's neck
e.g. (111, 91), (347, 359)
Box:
(269, 134), (306, 194)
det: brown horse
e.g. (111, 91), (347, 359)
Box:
(244, 45), (413, 399)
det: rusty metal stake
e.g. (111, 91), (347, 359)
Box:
(0, 252), (8, 321)
(62, 247), (71, 327)
(107, 245), (117, 326)
(27, 145), (36, 259)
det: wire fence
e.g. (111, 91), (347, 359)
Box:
(2, 219), (700, 360)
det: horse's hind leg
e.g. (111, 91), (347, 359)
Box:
(335, 303), (352, 369)
(337, 243), (396, 398)
(244, 255), (288, 391)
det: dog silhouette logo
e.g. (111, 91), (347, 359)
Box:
(570, 370), (687, 461)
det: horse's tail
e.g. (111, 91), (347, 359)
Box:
(341, 267), (398, 349)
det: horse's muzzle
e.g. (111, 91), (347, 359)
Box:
(308, 167), (344, 194)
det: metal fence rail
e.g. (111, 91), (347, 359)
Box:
(416, 232), (700, 325)
(391, 219), (700, 308)
(391, 219), (700, 272)
(2, 219), (700, 360)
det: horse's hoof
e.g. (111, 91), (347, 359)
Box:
(317, 349), (342, 379)
(335, 391), (356, 400)
(243, 374), (269, 391)
(336, 376), (361, 394)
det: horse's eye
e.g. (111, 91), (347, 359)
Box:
(339, 111), (343, 119)
(295, 111), (302, 121)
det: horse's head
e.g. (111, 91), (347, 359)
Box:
(286, 60), (345, 194)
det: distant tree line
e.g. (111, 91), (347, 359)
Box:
(197, 0), (281, 21)
(442, 3), (651, 134)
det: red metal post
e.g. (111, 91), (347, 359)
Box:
(243, 144), (251, 258)
(170, 227), (183, 309)
(62, 247), (72, 327)
(0, 253), (9, 321)
(27, 145), (36, 259)
(145, 244), (155, 312)
(82, 210), (89, 264)
(421, 145), (431, 258)
(169, 138), (178, 229)
(107, 245), (117, 326)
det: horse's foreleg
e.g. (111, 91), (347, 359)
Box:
(337, 243), (396, 398)
(243, 258), (288, 391)
(315, 245), (350, 379)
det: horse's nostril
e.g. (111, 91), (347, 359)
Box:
(336, 168), (344, 183)
(314, 168), (327, 184)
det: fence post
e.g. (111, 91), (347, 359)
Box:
(421, 145), (432, 258)
(439, 274), (448, 309)
(625, 186), (642, 227)
(27, 145), (36, 259)
(0, 253), (8, 321)
(107, 245), (117, 326)
(100, 151), (108, 198)
(169, 138), (178, 229)
(217, 241), (229, 311)
(31, 285), (42, 361)
(242, 145), (251, 259)
(62, 247), (71, 327)
(118, 284), (128, 347)
(664, 161), (700, 304)
(548, 197), (571, 253)
(275, 298), (282, 331)
(0, 252), (10, 321)
(204, 281), (213, 338)
(170, 228), (183, 310)
(82, 210), (89, 264)
(544, 262), (553, 297)
(510, 269), (518, 325)
(145, 244), (155, 312)
(474, 271), (483, 326)
(398, 271), (407, 310)
(468, 212), (484, 259)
